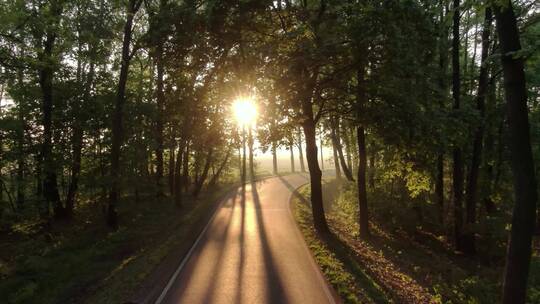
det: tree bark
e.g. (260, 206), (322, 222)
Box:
(463, 7), (493, 255)
(174, 141), (184, 206)
(108, 0), (142, 229)
(494, 2), (538, 303)
(451, 0), (464, 251)
(289, 142), (295, 173)
(331, 118), (354, 181)
(332, 136), (341, 179)
(209, 147), (231, 187)
(297, 128), (306, 172)
(155, 41), (164, 195)
(320, 135), (324, 171)
(272, 141), (278, 175)
(193, 149), (213, 197)
(356, 66), (369, 239)
(302, 118), (329, 234)
(248, 127), (254, 179)
(66, 61), (94, 217)
(169, 146), (175, 195)
(39, 3), (64, 220)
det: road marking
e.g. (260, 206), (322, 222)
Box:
(154, 189), (236, 304)
(155, 175), (337, 304)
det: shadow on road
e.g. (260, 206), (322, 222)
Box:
(199, 189), (238, 304)
(249, 179), (290, 303)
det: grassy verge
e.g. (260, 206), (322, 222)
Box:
(292, 185), (391, 304)
(291, 180), (540, 304)
(0, 180), (239, 304)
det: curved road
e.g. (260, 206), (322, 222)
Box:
(156, 174), (338, 304)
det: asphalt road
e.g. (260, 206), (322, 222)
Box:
(156, 174), (338, 304)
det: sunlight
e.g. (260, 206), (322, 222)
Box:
(233, 97), (257, 126)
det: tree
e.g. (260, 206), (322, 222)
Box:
(494, 1), (538, 302)
(108, 0), (144, 229)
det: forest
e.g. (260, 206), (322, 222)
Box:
(0, 0), (538, 303)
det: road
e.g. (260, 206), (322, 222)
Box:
(156, 174), (338, 304)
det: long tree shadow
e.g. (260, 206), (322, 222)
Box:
(318, 232), (391, 303)
(292, 186), (391, 303)
(250, 179), (289, 303)
(234, 182), (247, 304)
(197, 189), (238, 304)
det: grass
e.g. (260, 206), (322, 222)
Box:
(291, 179), (540, 304)
(292, 185), (391, 304)
(0, 179), (240, 304)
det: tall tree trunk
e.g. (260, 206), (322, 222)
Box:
(344, 128), (354, 174)
(436, 0), (449, 224)
(452, 0), (464, 251)
(193, 149), (213, 197)
(174, 141), (184, 206)
(369, 149), (376, 189)
(108, 0), (142, 229)
(356, 66), (369, 239)
(209, 147), (232, 187)
(297, 128), (306, 172)
(272, 141), (278, 175)
(331, 118), (354, 181)
(154, 40), (164, 195)
(182, 141), (190, 191)
(66, 62), (94, 217)
(494, 2), (538, 303)
(16, 94), (25, 209)
(436, 154), (444, 222)
(169, 145), (175, 195)
(241, 126), (246, 182)
(332, 137), (341, 179)
(39, 5), (64, 220)
(320, 135), (324, 171)
(248, 127), (254, 179)
(289, 142), (295, 173)
(302, 118), (329, 234)
(463, 7), (493, 255)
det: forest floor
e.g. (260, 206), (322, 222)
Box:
(0, 176), (256, 304)
(292, 179), (540, 304)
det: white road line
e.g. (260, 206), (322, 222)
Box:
(154, 189), (236, 304)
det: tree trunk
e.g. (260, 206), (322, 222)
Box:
(297, 128), (306, 172)
(16, 98), (25, 209)
(436, 153), (444, 222)
(289, 142), (295, 173)
(344, 128), (354, 174)
(320, 136), (324, 171)
(356, 66), (369, 239)
(494, 2), (538, 303)
(193, 149), (213, 197)
(169, 146), (175, 195)
(39, 11), (64, 220)
(248, 127), (254, 179)
(332, 137), (341, 179)
(108, 0), (142, 229)
(174, 141), (184, 206)
(369, 149), (376, 189)
(154, 40), (164, 195)
(66, 61), (94, 217)
(209, 147), (232, 187)
(331, 118), (354, 181)
(463, 7), (493, 255)
(182, 141), (190, 191)
(272, 141), (278, 175)
(302, 119), (329, 234)
(451, 0), (464, 251)
(241, 126), (246, 182)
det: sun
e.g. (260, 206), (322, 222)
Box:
(233, 97), (257, 126)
